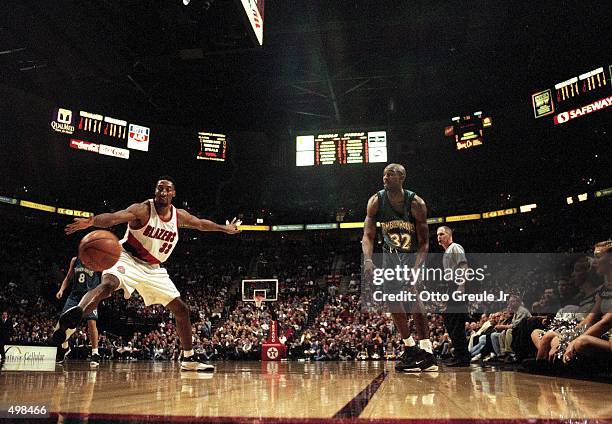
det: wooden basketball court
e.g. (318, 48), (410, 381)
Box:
(1, 361), (611, 423)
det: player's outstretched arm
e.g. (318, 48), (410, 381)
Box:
(177, 209), (242, 234)
(65, 203), (147, 234)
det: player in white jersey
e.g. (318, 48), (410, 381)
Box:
(56, 176), (241, 371)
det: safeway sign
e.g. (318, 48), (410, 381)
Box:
(553, 95), (612, 125)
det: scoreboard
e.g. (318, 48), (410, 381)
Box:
(532, 64), (612, 124)
(50, 107), (150, 160)
(296, 130), (387, 166)
(444, 112), (492, 151)
(196, 132), (227, 162)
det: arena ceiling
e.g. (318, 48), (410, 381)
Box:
(1, 0), (609, 132)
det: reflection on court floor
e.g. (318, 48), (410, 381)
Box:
(0, 361), (610, 423)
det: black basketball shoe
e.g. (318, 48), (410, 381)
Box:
(396, 347), (439, 372)
(180, 355), (215, 372)
(56, 345), (71, 364)
(51, 306), (83, 346)
(90, 353), (101, 368)
(445, 356), (472, 367)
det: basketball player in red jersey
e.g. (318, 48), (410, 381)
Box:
(56, 176), (241, 371)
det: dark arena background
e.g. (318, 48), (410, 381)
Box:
(0, 0), (611, 423)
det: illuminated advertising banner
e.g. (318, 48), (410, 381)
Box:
(456, 116), (483, 150)
(296, 135), (315, 166)
(532, 89), (555, 118)
(482, 208), (517, 219)
(456, 138), (483, 150)
(296, 130), (387, 166)
(446, 213), (481, 222)
(0, 196), (18, 205)
(51, 108), (75, 134)
(520, 204), (537, 213)
(595, 188), (612, 198)
(367, 131), (388, 163)
(128, 124), (150, 151)
(554, 76), (579, 102)
(57, 208), (93, 217)
(534, 65), (611, 123)
(52, 106), (151, 158)
(70, 139), (99, 153)
(305, 223), (338, 230)
(445, 113), (491, 151)
(238, 225), (270, 231)
(426, 217), (445, 224)
(20, 200), (56, 213)
(553, 95), (612, 125)
(237, 0), (264, 46)
(70, 139), (129, 159)
(271, 225), (304, 231)
(78, 110), (103, 134)
(2, 345), (56, 372)
(197, 132), (227, 162)
(99, 144), (130, 160)
(339, 222), (365, 229)
(104, 117), (127, 140)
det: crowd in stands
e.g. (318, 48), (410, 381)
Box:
(1, 207), (610, 378)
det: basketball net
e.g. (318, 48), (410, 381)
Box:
(255, 294), (265, 309)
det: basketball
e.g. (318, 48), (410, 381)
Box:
(78, 230), (121, 272)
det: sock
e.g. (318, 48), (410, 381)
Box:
(62, 341), (69, 349)
(183, 349), (194, 358)
(419, 339), (433, 354)
(92, 348), (99, 355)
(403, 337), (416, 347)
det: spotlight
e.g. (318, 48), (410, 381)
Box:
(183, 0), (190, 5)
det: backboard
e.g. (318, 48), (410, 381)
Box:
(241, 279), (278, 303)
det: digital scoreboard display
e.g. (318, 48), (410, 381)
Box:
(50, 107), (150, 160)
(296, 130), (387, 166)
(197, 132), (227, 162)
(532, 64), (612, 124)
(444, 112), (492, 151)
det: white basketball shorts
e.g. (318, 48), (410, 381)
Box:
(102, 249), (181, 306)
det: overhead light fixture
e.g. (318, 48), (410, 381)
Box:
(183, 0), (190, 5)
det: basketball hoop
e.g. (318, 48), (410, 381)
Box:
(255, 294), (265, 308)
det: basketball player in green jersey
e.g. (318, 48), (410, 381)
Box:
(362, 163), (437, 372)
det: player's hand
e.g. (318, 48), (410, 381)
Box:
(548, 337), (560, 362)
(56, 289), (64, 300)
(563, 340), (575, 364)
(65, 217), (94, 234)
(224, 218), (242, 234)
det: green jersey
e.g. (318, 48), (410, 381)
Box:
(375, 189), (418, 253)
